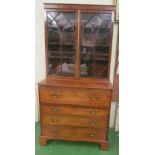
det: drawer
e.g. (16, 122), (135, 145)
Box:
(40, 105), (109, 117)
(42, 125), (107, 141)
(41, 114), (108, 128)
(39, 86), (111, 107)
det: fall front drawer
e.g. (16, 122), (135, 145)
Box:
(39, 86), (111, 107)
(40, 105), (109, 117)
(42, 125), (107, 141)
(41, 114), (108, 128)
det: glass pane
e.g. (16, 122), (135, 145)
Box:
(80, 13), (112, 79)
(47, 12), (76, 76)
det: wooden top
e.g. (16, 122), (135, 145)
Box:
(38, 78), (113, 90)
(44, 3), (116, 11)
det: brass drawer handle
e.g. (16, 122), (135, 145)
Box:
(89, 109), (98, 115)
(52, 118), (60, 123)
(95, 96), (100, 100)
(89, 96), (96, 101)
(51, 107), (59, 112)
(88, 121), (97, 126)
(89, 95), (101, 101)
(89, 133), (96, 137)
(50, 93), (61, 98)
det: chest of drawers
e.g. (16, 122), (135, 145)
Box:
(38, 79), (112, 150)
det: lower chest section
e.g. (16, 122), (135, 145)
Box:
(39, 85), (112, 142)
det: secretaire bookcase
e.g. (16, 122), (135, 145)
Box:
(38, 3), (116, 150)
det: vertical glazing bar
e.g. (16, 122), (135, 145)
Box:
(74, 10), (81, 79)
(60, 33), (62, 74)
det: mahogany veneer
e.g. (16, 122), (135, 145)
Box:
(40, 104), (109, 117)
(41, 114), (108, 128)
(39, 79), (112, 150)
(39, 86), (111, 107)
(42, 125), (107, 141)
(38, 3), (115, 151)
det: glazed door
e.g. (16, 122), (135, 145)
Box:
(46, 11), (76, 76)
(80, 12), (113, 79)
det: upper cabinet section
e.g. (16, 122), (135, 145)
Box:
(47, 12), (76, 76)
(44, 4), (116, 79)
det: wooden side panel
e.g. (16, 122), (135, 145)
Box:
(112, 74), (119, 102)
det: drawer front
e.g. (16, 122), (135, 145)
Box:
(41, 114), (108, 128)
(40, 105), (109, 117)
(42, 125), (107, 141)
(39, 86), (111, 107)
